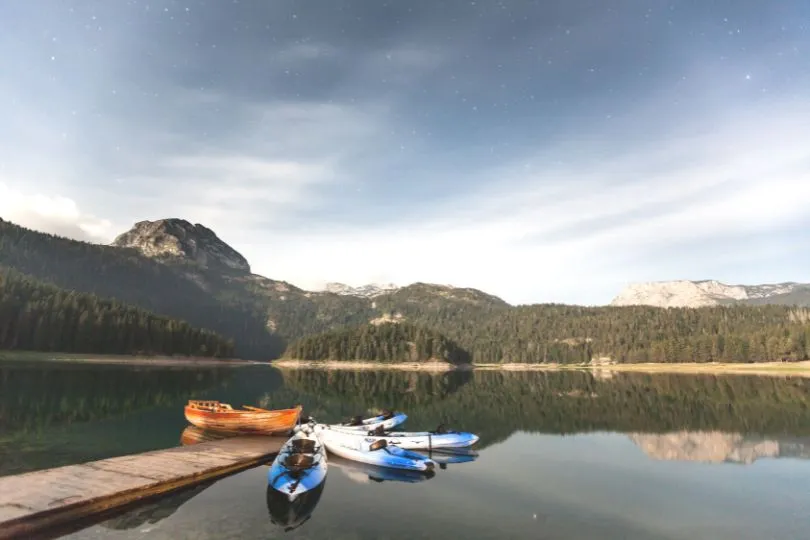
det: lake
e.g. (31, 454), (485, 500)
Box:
(2, 358), (810, 539)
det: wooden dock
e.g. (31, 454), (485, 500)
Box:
(0, 435), (284, 539)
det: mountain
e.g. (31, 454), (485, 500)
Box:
(611, 280), (810, 308)
(322, 282), (399, 298)
(112, 218), (250, 272)
(2, 216), (810, 364)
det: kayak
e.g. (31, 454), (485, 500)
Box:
(330, 410), (407, 432)
(267, 427), (327, 501)
(314, 426), (436, 472)
(327, 424), (479, 449)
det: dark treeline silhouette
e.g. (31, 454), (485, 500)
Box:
(0, 268), (234, 357)
(282, 322), (471, 364)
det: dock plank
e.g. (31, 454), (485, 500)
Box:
(0, 435), (284, 539)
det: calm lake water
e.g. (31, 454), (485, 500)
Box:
(3, 358), (810, 539)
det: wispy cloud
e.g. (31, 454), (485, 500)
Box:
(0, 182), (113, 242)
(247, 96), (810, 303)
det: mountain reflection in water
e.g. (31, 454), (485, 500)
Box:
(630, 431), (810, 464)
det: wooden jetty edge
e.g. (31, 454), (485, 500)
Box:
(0, 436), (284, 539)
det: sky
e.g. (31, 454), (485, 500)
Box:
(0, 0), (808, 305)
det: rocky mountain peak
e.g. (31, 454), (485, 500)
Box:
(322, 282), (400, 298)
(111, 218), (250, 273)
(610, 279), (809, 308)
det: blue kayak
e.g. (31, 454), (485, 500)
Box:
(267, 427), (328, 501)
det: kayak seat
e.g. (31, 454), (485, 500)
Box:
(284, 453), (314, 470)
(380, 409), (394, 420)
(368, 439), (388, 451)
(369, 425), (387, 436)
(289, 438), (317, 453)
(346, 415), (364, 426)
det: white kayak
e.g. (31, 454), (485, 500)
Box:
(314, 426), (436, 473)
(267, 426), (328, 501)
(331, 410), (407, 432)
(327, 424), (479, 449)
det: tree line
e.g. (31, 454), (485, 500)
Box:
(4, 217), (810, 364)
(0, 268), (234, 357)
(282, 322), (471, 364)
(371, 291), (810, 363)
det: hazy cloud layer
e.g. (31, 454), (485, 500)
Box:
(1, 0), (808, 303)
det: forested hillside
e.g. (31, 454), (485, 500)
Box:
(0, 268), (234, 356)
(385, 302), (810, 364)
(2, 217), (809, 364)
(282, 322), (470, 364)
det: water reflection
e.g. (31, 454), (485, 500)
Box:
(179, 425), (233, 446)
(280, 369), (810, 446)
(8, 358), (810, 479)
(630, 431), (810, 464)
(99, 481), (216, 531)
(11, 360), (804, 539)
(265, 481), (326, 532)
(0, 360), (232, 435)
(329, 455), (436, 484)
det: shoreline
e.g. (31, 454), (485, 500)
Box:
(272, 359), (810, 377)
(271, 359), (462, 372)
(0, 351), (257, 367)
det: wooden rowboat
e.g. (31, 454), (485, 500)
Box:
(183, 400), (303, 434)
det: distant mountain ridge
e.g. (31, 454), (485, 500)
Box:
(3, 216), (809, 363)
(611, 280), (810, 308)
(322, 282), (399, 297)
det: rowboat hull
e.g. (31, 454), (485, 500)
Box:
(184, 401), (303, 434)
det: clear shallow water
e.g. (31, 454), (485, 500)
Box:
(3, 358), (810, 539)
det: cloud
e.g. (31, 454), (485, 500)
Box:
(242, 97), (810, 304)
(0, 182), (114, 242)
(2, 0), (808, 305)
